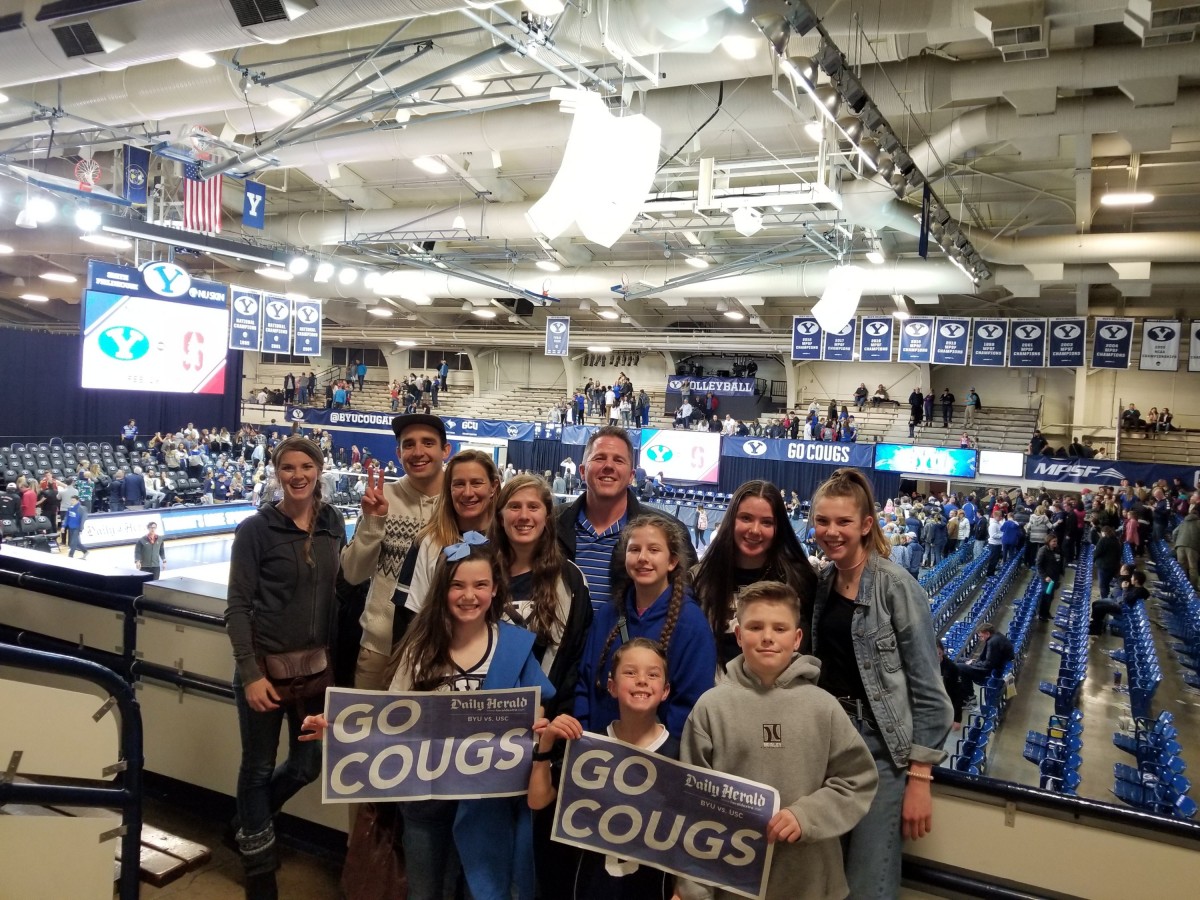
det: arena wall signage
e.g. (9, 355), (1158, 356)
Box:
(1024, 458), (1200, 488)
(1008, 319), (1047, 368)
(1090, 317), (1135, 369)
(666, 377), (757, 397)
(931, 317), (970, 366)
(721, 437), (875, 468)
(898, 317), (935, 363)
(1138, 320), (1181, 371)
(859, 316), (894, 362)
(969, 318), (1008, 367)
(1047, 318), (1086, 367)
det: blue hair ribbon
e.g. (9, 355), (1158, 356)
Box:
(443, 530), (488, 562)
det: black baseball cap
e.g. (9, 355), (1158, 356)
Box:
(392, 413), (447, 444)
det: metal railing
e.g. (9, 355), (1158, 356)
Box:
(0, 643), (143, 900)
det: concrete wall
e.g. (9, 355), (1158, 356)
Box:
(795, 361), (922, 408)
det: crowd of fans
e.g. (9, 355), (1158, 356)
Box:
(1121, 403), (1177, 437)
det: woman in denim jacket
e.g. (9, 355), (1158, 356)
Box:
(809, 468), (952, 899)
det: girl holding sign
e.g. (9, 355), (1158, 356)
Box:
(529, 638), (677, 900)
(575, 515), (716, 737)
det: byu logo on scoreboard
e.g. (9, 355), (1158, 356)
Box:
(99, 326), (150, 361)
(644, 444), (673, 463)
(1053, 323), (1081, 340)
(140, 260), (191, 298)
(905, 322), (930, 337)
(864, 321), (889, 337)
(295, 304), (319, 325)
(795, 320), (819, 336)
(234, 294), (259, 316)
(1015, 324), (1042, 340)
(940, 323), (965, 338)
(1147, 326), (1176, 342)
(266, 299), (290, 320)
(978, 324), (1003, 340)
(743, 440), (767, 457)
(1100, 324), (1128, 341)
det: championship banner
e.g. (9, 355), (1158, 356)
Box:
(292, 297), (322, 356)
(666, 377), (756, 397)
(1008, 318), (1047, 368)
(320, 687), (540, 803)
(931, 317), (970, 365)
(791, 316), (821, 360)
(821, 319), (856, 361)
(1047, 318), (1086, 367)
(897, 317), (935, 363)
(228, 286), (263, 351)
(544, 316), (570, 356)
(1138, 319), (1181, 371)
(859, 316), (894, 362)
(1091, 317), (1135, 369)
(1190, 321), (1200, 373)
(721, 436), (875, 468)
(969, 318), (1008, 367)
(551, 733), (778, 900)
(242, 181), (266, 229)
(261, 293), (292, 353)
(1025, 457), (1200, 489)
(123, 145), (150, 205)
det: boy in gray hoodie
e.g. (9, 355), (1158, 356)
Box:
(676, 582), (878, 900)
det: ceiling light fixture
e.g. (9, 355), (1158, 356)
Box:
(254, 266), (293, 281)
(599, 309), (620, 320)
(524, 0), (566, 14)
(892, 310), (910, 320)
(803, 119), (824, 142)
(452, 77), (486, 97)
(720, 35), (758, 60)
(394, 108), (412, 125)
(20, 293), (49, 302)
(471, 307), (497, 319)
(267, 97), (305, 116)
(395, 339), (417, 347)
(535, 259), (561, 272)
(685, 256), (710, 269)
(412, 156), (448, 175)
(0, 243), (14, 254)
(338, 266), (359, 285)
(367, 306), (393, 317)
(287, 255), (310, 275)
(723, 310), (745, 320)
(587, 345), (613, 353)
(866, 249), (885, 265)
(74, 207), (102, 231)
(180, 51), (217, 68)
(40, 271), (77, 284)
(731, 206), (764, 237)
(81, 233), (131, 250)
(1099, 191), (1155, 207)
(314, 261), (335, 282)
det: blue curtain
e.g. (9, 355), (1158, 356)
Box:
(0, 330), (243, 442)
(506, 438), (568, 476)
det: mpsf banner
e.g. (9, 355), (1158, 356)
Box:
(1139, 319), (1180, 371)
(791, 316), (821, 361)
(898, 317), (935, 363)
(931, 317), (970, 366)
(551, 733), (778, 900)
(969, 318), (1008, 367)
(1091, 317), (1135, 369)
(821, 319), (856, 361)
(1025, 458), (1200, 489)
(321, 687), (539, 803)
(721, 436), (875, 468)
(859, 316), (893, 362)
(1008, 318), (1047, 368)
(1048, 318), (1086, 367)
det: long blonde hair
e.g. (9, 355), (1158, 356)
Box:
(810, 467), (891, 559)
(418, 449), (500, 547)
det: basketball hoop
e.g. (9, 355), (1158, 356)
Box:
(74, 158), (101, 191)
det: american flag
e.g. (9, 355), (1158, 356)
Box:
(183, 162), (222, 233)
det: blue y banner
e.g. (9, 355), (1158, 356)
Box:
(1091, 317), (1135, 369)
(123, 145), (150, 205)
(228, 286), (263, 351)
(791, 316), (821, 360)
(722, 436), (875, 468)
(243, 181), (266, 229)
(932, 317), (970, 365)
(551, 733), (778, 900)
(897, 317), (935, 363)
(1008, 318), (1047, 368)
(1048, 317), (1086, 367)
(321, 688), (539, 803)
(292, 297), (322, 356)
(261, 293), (291, 353)
(544, 315), (570, 356)
(821, 319), (856, 361)
(859, 316), (894, 362)
(969, 318), (1008, 367)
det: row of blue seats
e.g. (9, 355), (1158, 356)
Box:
(919, 540), (973, 596)
(1151, 539), (1200, 694)
(1109, 596), (1162, 720)
(1113, 711), (1196, 819)
(944, 552), (1023, 661)
(1024, 710), (1084, 795)
(929, 550), (989, 632)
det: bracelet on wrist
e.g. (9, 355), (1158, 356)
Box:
(531, 748), (555, 762)
(906, 769), (934, 782)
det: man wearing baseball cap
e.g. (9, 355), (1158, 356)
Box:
(339, 413), (450, 689)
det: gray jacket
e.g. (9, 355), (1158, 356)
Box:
(812, 554), (952, 768)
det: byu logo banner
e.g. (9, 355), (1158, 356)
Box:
(860, 316), (893, 362)
(552, 733), (778, 900)
(1008, 318), (1047, 367)
(969, 318), (1008, 367)
(1190, 321), (1200, 373)
(321, 688), (539, 803)
(932, 317), (970, 365)
(544, 315), (570, 356)
(292, 297), (322, 355)
(262, 294), (292, 353)
(242, 181), (266, 230)
(791, 316), (821, 360)
(228, 286), (263, 351)
(123, 145), (150, 205)
(898, 317), (935, 363)
(1047, 317), (1086, 367)
(1138, 319), (1180, 371)
(821, 318), (856, 361)
(1091, 317), (1135, 369)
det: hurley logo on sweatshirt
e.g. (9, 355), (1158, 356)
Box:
(762, 724), (783, 748)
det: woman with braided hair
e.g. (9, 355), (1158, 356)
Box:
(574, 514), (715, 736)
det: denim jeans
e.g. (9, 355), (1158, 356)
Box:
(844, 724), (906, 899)
(232, 670), (323, 873)
(402, 799), (461, 900)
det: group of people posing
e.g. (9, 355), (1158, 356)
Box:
(225, 418), (955, 900)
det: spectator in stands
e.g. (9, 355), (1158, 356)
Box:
(1144, 407), (1159, 437)
(854, 382), (869, 409)
(872, 384), (890, 407)
(960, 431), (975, 449)
(955, 623), (1014, 687)
(1172, 505), (1200, 590)
(1036, 534), (1065, 620)
(908, 387), (924, 427)
(890, 533), (910, 573)
(123, 466), (148, 510)
(937, 641), (969, 730)
(1025, 503), (1050, 567)
(1089, 570), (1149, 635)
(62, 493), (87, 558)
(923, 390), (934, 426)
(1151, 487), (1173, 541)
(1120, 403), (1142, 433)
(332, 382), (347, 409)
(984, 509), (1004, 576)
(840, 416), (859, 442)
(964, 387), (980, 426)
(903, 532), (923, 580)
(1092, 524), (1122, 600)
(354, 360), (366, 390)
(939, 388), (955, 428)
(120, 418), (138, 455)
(1123, 506), (1144, 558)
(1028, 429), (1048, 456)
(808, 468), (951, 898)
(34, 472), (60, 532)
(1000, 511), (1023, 564)
(674, 399), (692, 429)
(954, 510), (972, 555)
(555, 426), (693, 609)
(283, 372), (295, 404)
(1159, 407), (1174, 432)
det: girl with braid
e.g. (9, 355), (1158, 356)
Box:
(574, 515), (716, 735)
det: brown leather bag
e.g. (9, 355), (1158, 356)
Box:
(260, 647), (332, 703)
(341, 803), (406, 900)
